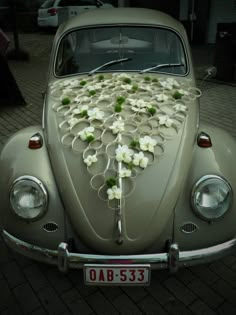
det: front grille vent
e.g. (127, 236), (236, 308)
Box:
(181, 222), (199, 234)
(43, 222), (59, 233)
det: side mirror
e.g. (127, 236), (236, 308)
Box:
(205, 66), (217, 79)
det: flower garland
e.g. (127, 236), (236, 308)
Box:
(51, 73), (201, 206)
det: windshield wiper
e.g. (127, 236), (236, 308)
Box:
(140, 63), (184, 74)
(88, 57), (132, 75)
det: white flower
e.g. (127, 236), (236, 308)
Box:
(74, 95), (90, 103)
(133, 152), (148, 169)
(62, 87), (74, 96)
(121, 84), (133, 90)
(78, 126), (94, 141)
(160, 78), (180, 90)
(69, 79), (80, 88)
(178, 89), (189, 96)
(88, 108), (105, 120)
(131, 106), (146, 113)
(61, 79), (72, 87)
(119, 168), (132, 178)
(59, 94), (71, 101)
(139, 84), (152, 92)
(68, 117), (79, 126)
(115, 145), (134, 163)
(167, 78), (179, 87)
(128, 99), (136, 106)
(107, 185), (122, 200)
(98, 94), (110, 101)
(84, 154), (97, 167)
(129, 99), (150, 113)
(173, 104), (187, 112)
(109, 120), (125, 134)
(73, 105), (89, 115)
(85, 82), (103, 91)
(156, 94), (169, 102)
(86, 85), (97, 92)
(139, 136), (157, 153)
(158, 115), (174, 127)
(136, 100), (150, 108)
(113, 73), (131, 80)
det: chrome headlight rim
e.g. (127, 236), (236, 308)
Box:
(191, 174), (233, 222)
(9, 175), (48, 222)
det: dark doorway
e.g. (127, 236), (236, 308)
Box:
(191, 0), (210, 44)
(129, 0), (180, 19)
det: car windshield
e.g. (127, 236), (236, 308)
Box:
(55, 26), (187, 77)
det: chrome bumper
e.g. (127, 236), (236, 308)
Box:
(2, 230), (236, 273)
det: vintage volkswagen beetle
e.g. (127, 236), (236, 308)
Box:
(1, 8), (236, 286)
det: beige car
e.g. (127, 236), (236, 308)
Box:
(1, 8), (236, 286)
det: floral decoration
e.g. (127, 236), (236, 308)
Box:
(107, 185), (122, 200)
(84, 154), (97, 167)
(78, 126), (95, 141)
(51, 72), (202, 208)
(139, 136), (157, 153)
(133, 152), (149, 169)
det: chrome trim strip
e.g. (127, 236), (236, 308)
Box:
(2, 230), (236, 271)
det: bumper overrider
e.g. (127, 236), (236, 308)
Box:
(2, 230), (236, 273)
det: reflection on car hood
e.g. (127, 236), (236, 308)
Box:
(46, 73), (200, 253)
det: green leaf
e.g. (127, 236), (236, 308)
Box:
(114, 104), (122, 112)
(173, 91), (183, 100)
(86, 135), (94, 143)
(80, 110), (88, 118)
(132, 84), (139, 92)
(127, 162), (134, 170)
(98, 75), (104, 81)
(123, 77), (131, 84)
(148, 107), (157, 116)
(106, 177), (117, 188)
(80, 80), (87, 86)
(130, 140), (139, 148)
(144, 76), (151, 81)
(61, 97), (71, 105)
(116, 96), (126, 105)
(89, 90), (96, 96)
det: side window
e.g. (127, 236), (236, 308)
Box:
(74, 0), (97, 5)
(59, 0), (95, 6)
(59, 0), (71, 6)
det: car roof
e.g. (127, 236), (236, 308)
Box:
(57, 7), (186, 36)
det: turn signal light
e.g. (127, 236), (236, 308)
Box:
(197, 132), (212, 148)
(28, 133), (43, 149)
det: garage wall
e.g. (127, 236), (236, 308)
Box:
(208, 0), (236, 43)
(179, 0), (188, 20)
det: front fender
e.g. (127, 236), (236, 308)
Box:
(0, 126), (65, 249)
(175, 124), (236, 250)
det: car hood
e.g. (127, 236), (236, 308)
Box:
(46, 73), (199, 254)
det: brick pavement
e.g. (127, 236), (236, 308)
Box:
(0, 33), (236, 314)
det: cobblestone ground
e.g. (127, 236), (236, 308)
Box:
(1, 33), (236, 315)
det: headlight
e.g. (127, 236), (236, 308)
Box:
(191, 175), (232, 221)
(10, 176), (48, 221)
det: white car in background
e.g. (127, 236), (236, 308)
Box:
(37, 0), (113, 28)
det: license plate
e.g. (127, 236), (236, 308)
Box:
(84, 264), (151, 286)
